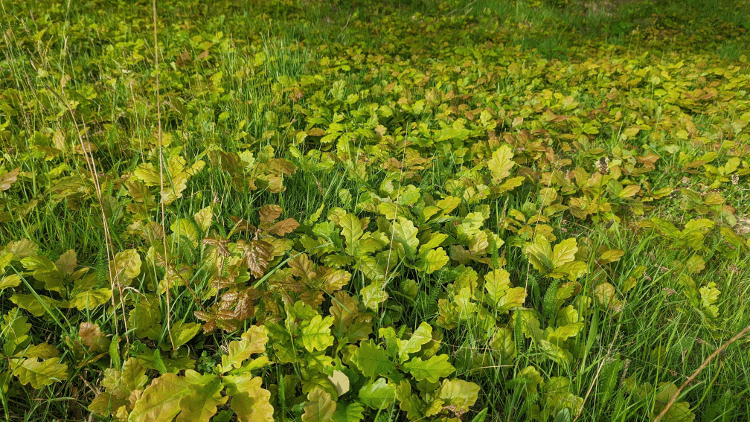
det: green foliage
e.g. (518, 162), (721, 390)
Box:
(1, 0), (749, 420)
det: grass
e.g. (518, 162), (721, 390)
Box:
(1, 0), (750, 421)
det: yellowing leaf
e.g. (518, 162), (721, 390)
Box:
(546, 323), (584, 345)
(10, 294), (59, 317)
(549, 261), (588, 281)
(618, 184), (641, 198)
(351, 340), (396, 379)
(14, 357), (68, 389)
(129, 373), (192, 422)
(654, 382), (695, 422)
(552, 238), (578, 268)
(594, 283), (624, 313)
(391, 217), (419, 260)
(340, 213), (364, 256)
(598, 249), (625, 264)
(437, 379), (480, 412)
(487, 144), (515, 183)
(175, 372), (227, 422)
(484, 269), (511, 305)
(0, 167), (20, 191)
(171, 219), (199, 245)
(67, 288), (112, 310)
(327, 370), (350, 396)
(361, 282), (388, 311)
(223, 374), (274, 422)
(221, 325), (269, 372)
(300, 315), (334, 352)
(110, 249), (141, 284)
(79, 322), (110, 353)
(268, 218), (300, 236)
(526, 236), (553, 273)
(0, 274), (22, 290)
(193, 207), (214, 232)
(397, 322), (432, 362)
(415, 247), (449, 274)
(302, 388), (337, 422)
(168, 321), (201, 351)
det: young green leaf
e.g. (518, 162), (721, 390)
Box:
(351, 340), (396, 379)
(358, 378), (397, 410)
(403, 354), (455, 383)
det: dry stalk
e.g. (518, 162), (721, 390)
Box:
(653, 325), (750, 422)
(152, 0), (175, 351)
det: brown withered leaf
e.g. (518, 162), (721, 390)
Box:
(268, 268), (325, 308)
(221, 289), (259, 322)
(79, 322), (110, 353)
(288, 254), (315, 283)
(203, 236), (230, 257)
(0, 168), (20, 192)
(259, 205), (283, 225)
(175, 51), (192, 68)
(268, 218), (299, 236)
(239, 240), (273, 278)
(195, 288), (261, 333)
(196, 50), (210, 61)
(264, 158), (297, 176)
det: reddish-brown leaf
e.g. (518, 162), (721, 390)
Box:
(259, 205), (283, 225)
(237, 240), (272, 278)
(268, 218), (299, 236)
